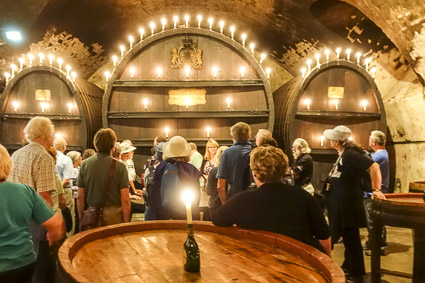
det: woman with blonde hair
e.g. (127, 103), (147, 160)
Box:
(202, 139), (219, 181)
(207, 146), (228, 215)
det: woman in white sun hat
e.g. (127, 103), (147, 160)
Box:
(120, 141), (143, 196)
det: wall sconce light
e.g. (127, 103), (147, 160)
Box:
(12, 101), (19, 112)
(303, 98), (311, 110)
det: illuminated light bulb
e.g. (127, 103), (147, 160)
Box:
(212, 66), (218, 79)
(38, 52), (44, 64)
(150, 22), (155, 35)
(320, 136), (325, 147)
(71, 71), (77, 82)
(315, 53), (321, 68)
(55, 133), (63, 139)
(304, 98), (311, 110)
(333, 99), (339, 110)
(67, 102), (73, 114)
(104, 71), (111, 82)
(120, 45), (125, 57)
(184, 65), (190, 79)
(11, 64), (17, 77)
(143, 98), (148, 111)
(301, 67), (307, 78)
(307, 59), (312, 73)
(164, 127), (170, 138)
(139, 27), (145, 41)
(361, 100), (368, 111)
(348, 136), (353, 141)
(184, 14), (190, 27)
(40, 102), (47, 113)
(241, 33), (247, 48)
(128, 35), (134, 49)
(65, 65), (71, 76)
(206, 126), (211, 138)
(157, 67), (162, 79)
(371, 67), (377, 78)
(12, 101), (19, 112)
(4, 72), (10, 84)
(197, 15), (202, 28)
(112, 55), (118, 67)
(240, 66), (246, 79)
(346, 48), (351, 61)
(57, 58), (63, 70)
(336, 48), (341, 59)
(48, 54), (54, 66)
(173, 15), (179, 28)
(325, 49), (330, 61)
(265, 67), (271, 79)
(130, 67), (135, 79)
(260, 53), (266, 64)
(161, 18), (167, 31)
(19, 57), (25, 70)
(249, 42), (255, 54)
(185, 97), (191, 109)
(356, 52), (362, 65)
(230, 25), (235, 40)
(226, 97), (231, 109)
(219, 20), (225, 34)
(28, 54), (34, 67)
(208, 17), (214, 30)
(365, 58), (371, 71)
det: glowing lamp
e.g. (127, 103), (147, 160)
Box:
(182, 190), (194, 224)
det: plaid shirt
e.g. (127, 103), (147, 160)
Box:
(9, 142), (56, 195)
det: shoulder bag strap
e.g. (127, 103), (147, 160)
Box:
(100, 158), (117, 208)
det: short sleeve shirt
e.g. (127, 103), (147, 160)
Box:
(190, 151), (203, 170)
(55, 151), (74, 182)
(123, 159), (136, 182)
(371, 150), (389, 193)
(77, 153), (129, 207)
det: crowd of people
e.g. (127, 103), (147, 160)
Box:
(0, 116), (390, 283)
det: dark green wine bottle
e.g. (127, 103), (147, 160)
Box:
(183, 224), (200, 272)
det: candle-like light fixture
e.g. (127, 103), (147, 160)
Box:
(57, 58), (63, 70)
(219, 20), (225, 34)
(139, 27), (145, 41)
(307, 59), (312, 73)
(226, 97), (231, 109)
(182, 190), (194, 224)
(130, 67), (135, 79)
(71, 71), (77, 82)
(38, 52), (44, 64)
(161, 18), (167, 31)
(55, 133), (63, 139)
(371, 67), (376, 78)
(184, 14), (190, 27)
(265, 67), (271, 79)
(173, 15), (179, 28)
(230, 25), (235, 40)
(260, 53), (266, 64)
(240, 66), (246, 79)
(11, 64), (16, 77)
(206, 126), (211, 138)
(112, 55), (118, 67)
(19, 57), (24, 70)
(104, 71), (111, 82)
(12, 101), (19, 112)
(4, 72), (10, 84)
(208, 17), (213, 30)
(361, 100), (368, 111)
(157, 67), (162, 79)
(40, 102), (47, 113)
(143, 98), (148, 111)
(66, 65), (71, 76)
(356, 52), (361, 65)
(325, 49), (330, 62)
(164, 127), (169, 139)
(301, 67), (307, 78)
(185, 66), (190, 79)
(197, 15), (202, 28)
(241, 33), (247, 48)
(212, 66), (218, 79)
(304, 98), (311, 110)
(67, 102), (73, 114)
(120, 45), (125, 57)
(348, 136), (353, 141)
(48, 54), (54, 66)
(336, 48), (341, 59)
(333, 99), (339, 110)
(315, 53), (320, 68)
(249, 42), (255, 54)
(185, 97), (191, 109)
(150, 22), (155, 35)
(365, 58), (370, 71)
(28, 54), (34, 67)
(346, 48), (351, 61)
(129, 35), (134, 49)
(320, 136), (325, 147)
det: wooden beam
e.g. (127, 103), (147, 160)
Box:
(1, 113), (82, 121)
(295, 110), (381, 119)
(108, 110), (270, 119)
(112, 79), (264, 88)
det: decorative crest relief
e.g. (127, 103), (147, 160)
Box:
(170, 36), (203, 70)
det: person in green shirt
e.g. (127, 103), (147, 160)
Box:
(0, 144), (64, 282)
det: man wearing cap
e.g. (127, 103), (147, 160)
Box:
(291, 138), (314, 195)
(323, 125), (385, 283)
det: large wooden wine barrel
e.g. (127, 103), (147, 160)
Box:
(274, 60), (386, 190)
(102, 28), (273, 159)
(0, 66), (103, 151)
(58, 221), (344, 282)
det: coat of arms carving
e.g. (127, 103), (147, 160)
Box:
(170, 36), (203, 70)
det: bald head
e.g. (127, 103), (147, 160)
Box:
(53, 137), (67, 152)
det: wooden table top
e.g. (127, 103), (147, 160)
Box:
(59, 221), (344, 283)
(377, 193), (425, 207)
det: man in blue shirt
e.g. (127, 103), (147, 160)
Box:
(364, 130), (390, 255)
(216, 122), (252, 204)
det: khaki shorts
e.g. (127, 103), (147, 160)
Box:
(102, 206), (123, 226)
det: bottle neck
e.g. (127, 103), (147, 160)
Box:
(187, 224), (194, 237)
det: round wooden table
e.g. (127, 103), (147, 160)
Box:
(371, 193), (425, 282)
(58, 221), (344, 282)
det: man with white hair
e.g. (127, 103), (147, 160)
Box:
(8, 116), (59, 283)
(53, 137), (74, 188)
(291, 138), (314, 195)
